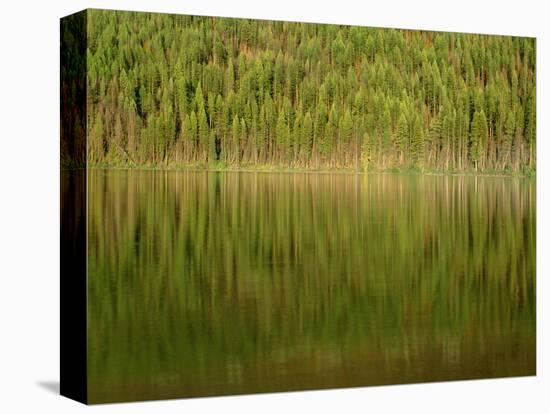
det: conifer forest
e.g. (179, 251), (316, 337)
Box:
(83, 9), (536, 173)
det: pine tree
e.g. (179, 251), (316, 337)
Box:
(361, 132), (371, 170)
(470, 110), (488, 170)
(301, 111), (313, 162)
(276, 110), (290, 163)
(410, 113), (424, 166)
(231, 115), (240, 164)
(395, 113), (408, 164)
(426, 113), (442, 166)
(503, 109), (515, 169)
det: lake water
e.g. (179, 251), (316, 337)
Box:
(86, 170), (535, 403)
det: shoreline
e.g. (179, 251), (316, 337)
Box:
(62, 164), (536, 178)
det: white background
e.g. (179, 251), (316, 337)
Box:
(0, 0), (547, 412)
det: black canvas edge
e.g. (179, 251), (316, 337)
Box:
(60, 9), (88, 405)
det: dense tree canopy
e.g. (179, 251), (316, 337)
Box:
(86, 9), (536, 172)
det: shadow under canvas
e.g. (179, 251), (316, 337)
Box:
(37, 381), (60, 395)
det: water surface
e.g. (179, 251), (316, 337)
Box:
(87, 170), (535, 403)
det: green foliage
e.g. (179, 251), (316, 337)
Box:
(395, 113), (408, 160)
(410, 113), (425, 165)
(86, 9), (536, 172)
(470, 110), (488, 168)
(361, 132), (371, 169)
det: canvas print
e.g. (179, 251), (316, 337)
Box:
(60, 9), (536, 404)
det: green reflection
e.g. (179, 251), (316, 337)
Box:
(87, 170), (535, 403)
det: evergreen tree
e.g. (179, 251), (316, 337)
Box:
(470, 110), (488, 170)
(395, 113), (408, 164)
(410, 114), (424, 166)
